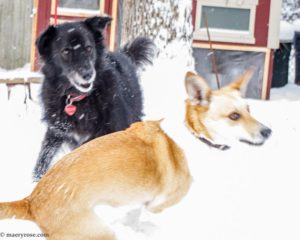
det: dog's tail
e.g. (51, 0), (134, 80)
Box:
(0, 198), (33, 221)
(121, 37), (156, 68)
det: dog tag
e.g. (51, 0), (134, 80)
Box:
(64, 105), (77, 116)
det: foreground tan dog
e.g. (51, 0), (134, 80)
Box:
(0, 121), (192, 240)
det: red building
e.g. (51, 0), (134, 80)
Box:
(191, 0), (282, 99)
(31, 0), (281, 99)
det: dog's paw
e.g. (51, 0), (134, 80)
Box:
(218, 144), (230, 151)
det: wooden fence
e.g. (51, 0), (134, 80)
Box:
(0, 0), (33, 70)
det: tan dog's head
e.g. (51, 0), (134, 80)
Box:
(184, 70), (271, 150)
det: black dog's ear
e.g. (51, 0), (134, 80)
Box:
(36, 26), (56, 57)
(85, 16), (112, 32)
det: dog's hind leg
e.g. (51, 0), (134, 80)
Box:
(146, 182), (191, 214)
(48, 211), (117, 240)
(33, 128), (65, 181)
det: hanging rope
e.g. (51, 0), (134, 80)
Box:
(203, 11), (221, 89)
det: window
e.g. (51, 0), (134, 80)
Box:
(51, 0), (103, 19)
(194, 0), (258, 44)
(200, 6), (250, 31)
(58, 0), (100, 10)
(192, 47), (265, 99)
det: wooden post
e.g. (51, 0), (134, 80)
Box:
(30, 0), (52, 72)
(109, 0), (118, 50)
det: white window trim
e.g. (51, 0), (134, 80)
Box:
(50, 0), (104, 17)
(267, 0), (282, 49)
(194, 0), (258, 44)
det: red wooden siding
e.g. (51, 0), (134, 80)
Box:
(32, 0), (52, 70)
(255, 0), (271, 47)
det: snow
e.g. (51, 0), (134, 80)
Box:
(281, 0), (300, 23)
(0, 63), (42, 80)
(293, 19), (300, 32)
(67, 28), (75, 33)
(73, 44), (81, 50)
(0, 58), (300, 240)
(130, 1), (193, 62)
(270, 83), (300, 100)
(280, 20), (294, 42)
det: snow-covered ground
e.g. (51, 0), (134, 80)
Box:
(0, 63), (42, 80)
(0, 60), (299, 240)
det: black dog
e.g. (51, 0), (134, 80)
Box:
(33, 16), (154, 181)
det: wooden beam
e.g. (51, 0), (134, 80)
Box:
(261, 48), (272, 100)
(0, 77), (42, 84)
(30, 0), (52, 72)
(30, 0), (39, 71)
(192, 42), (269, 53)
(100, 0), (105, 15)
(109, 0), (118, 50)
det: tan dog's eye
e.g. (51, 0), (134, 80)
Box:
(229, 112), (241, 121)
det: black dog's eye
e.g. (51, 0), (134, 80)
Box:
(62, 48), (71, 56)
(85, 46), (92, 53)
(229, 112), (241, 121)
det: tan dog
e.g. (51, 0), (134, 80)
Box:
(0, 121), (192, 240)
(184, 70), (271, 150)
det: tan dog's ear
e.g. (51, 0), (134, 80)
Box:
(185, 72), (211, 105)
(225, 69), (254, 96)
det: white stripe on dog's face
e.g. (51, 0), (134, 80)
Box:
(202, 93), (270, 146)
(67, 66), (96, 93)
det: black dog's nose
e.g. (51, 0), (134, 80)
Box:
(260, 128), (272, 139)
(78, 63), (93, 80)
(82, 71), (92, 80)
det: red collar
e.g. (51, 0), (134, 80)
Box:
(64, 94), (87, 116)
(67, 94), (87, 103)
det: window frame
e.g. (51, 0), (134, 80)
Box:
(194, 0), (258, 44)
(50, 0), (104, 20)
